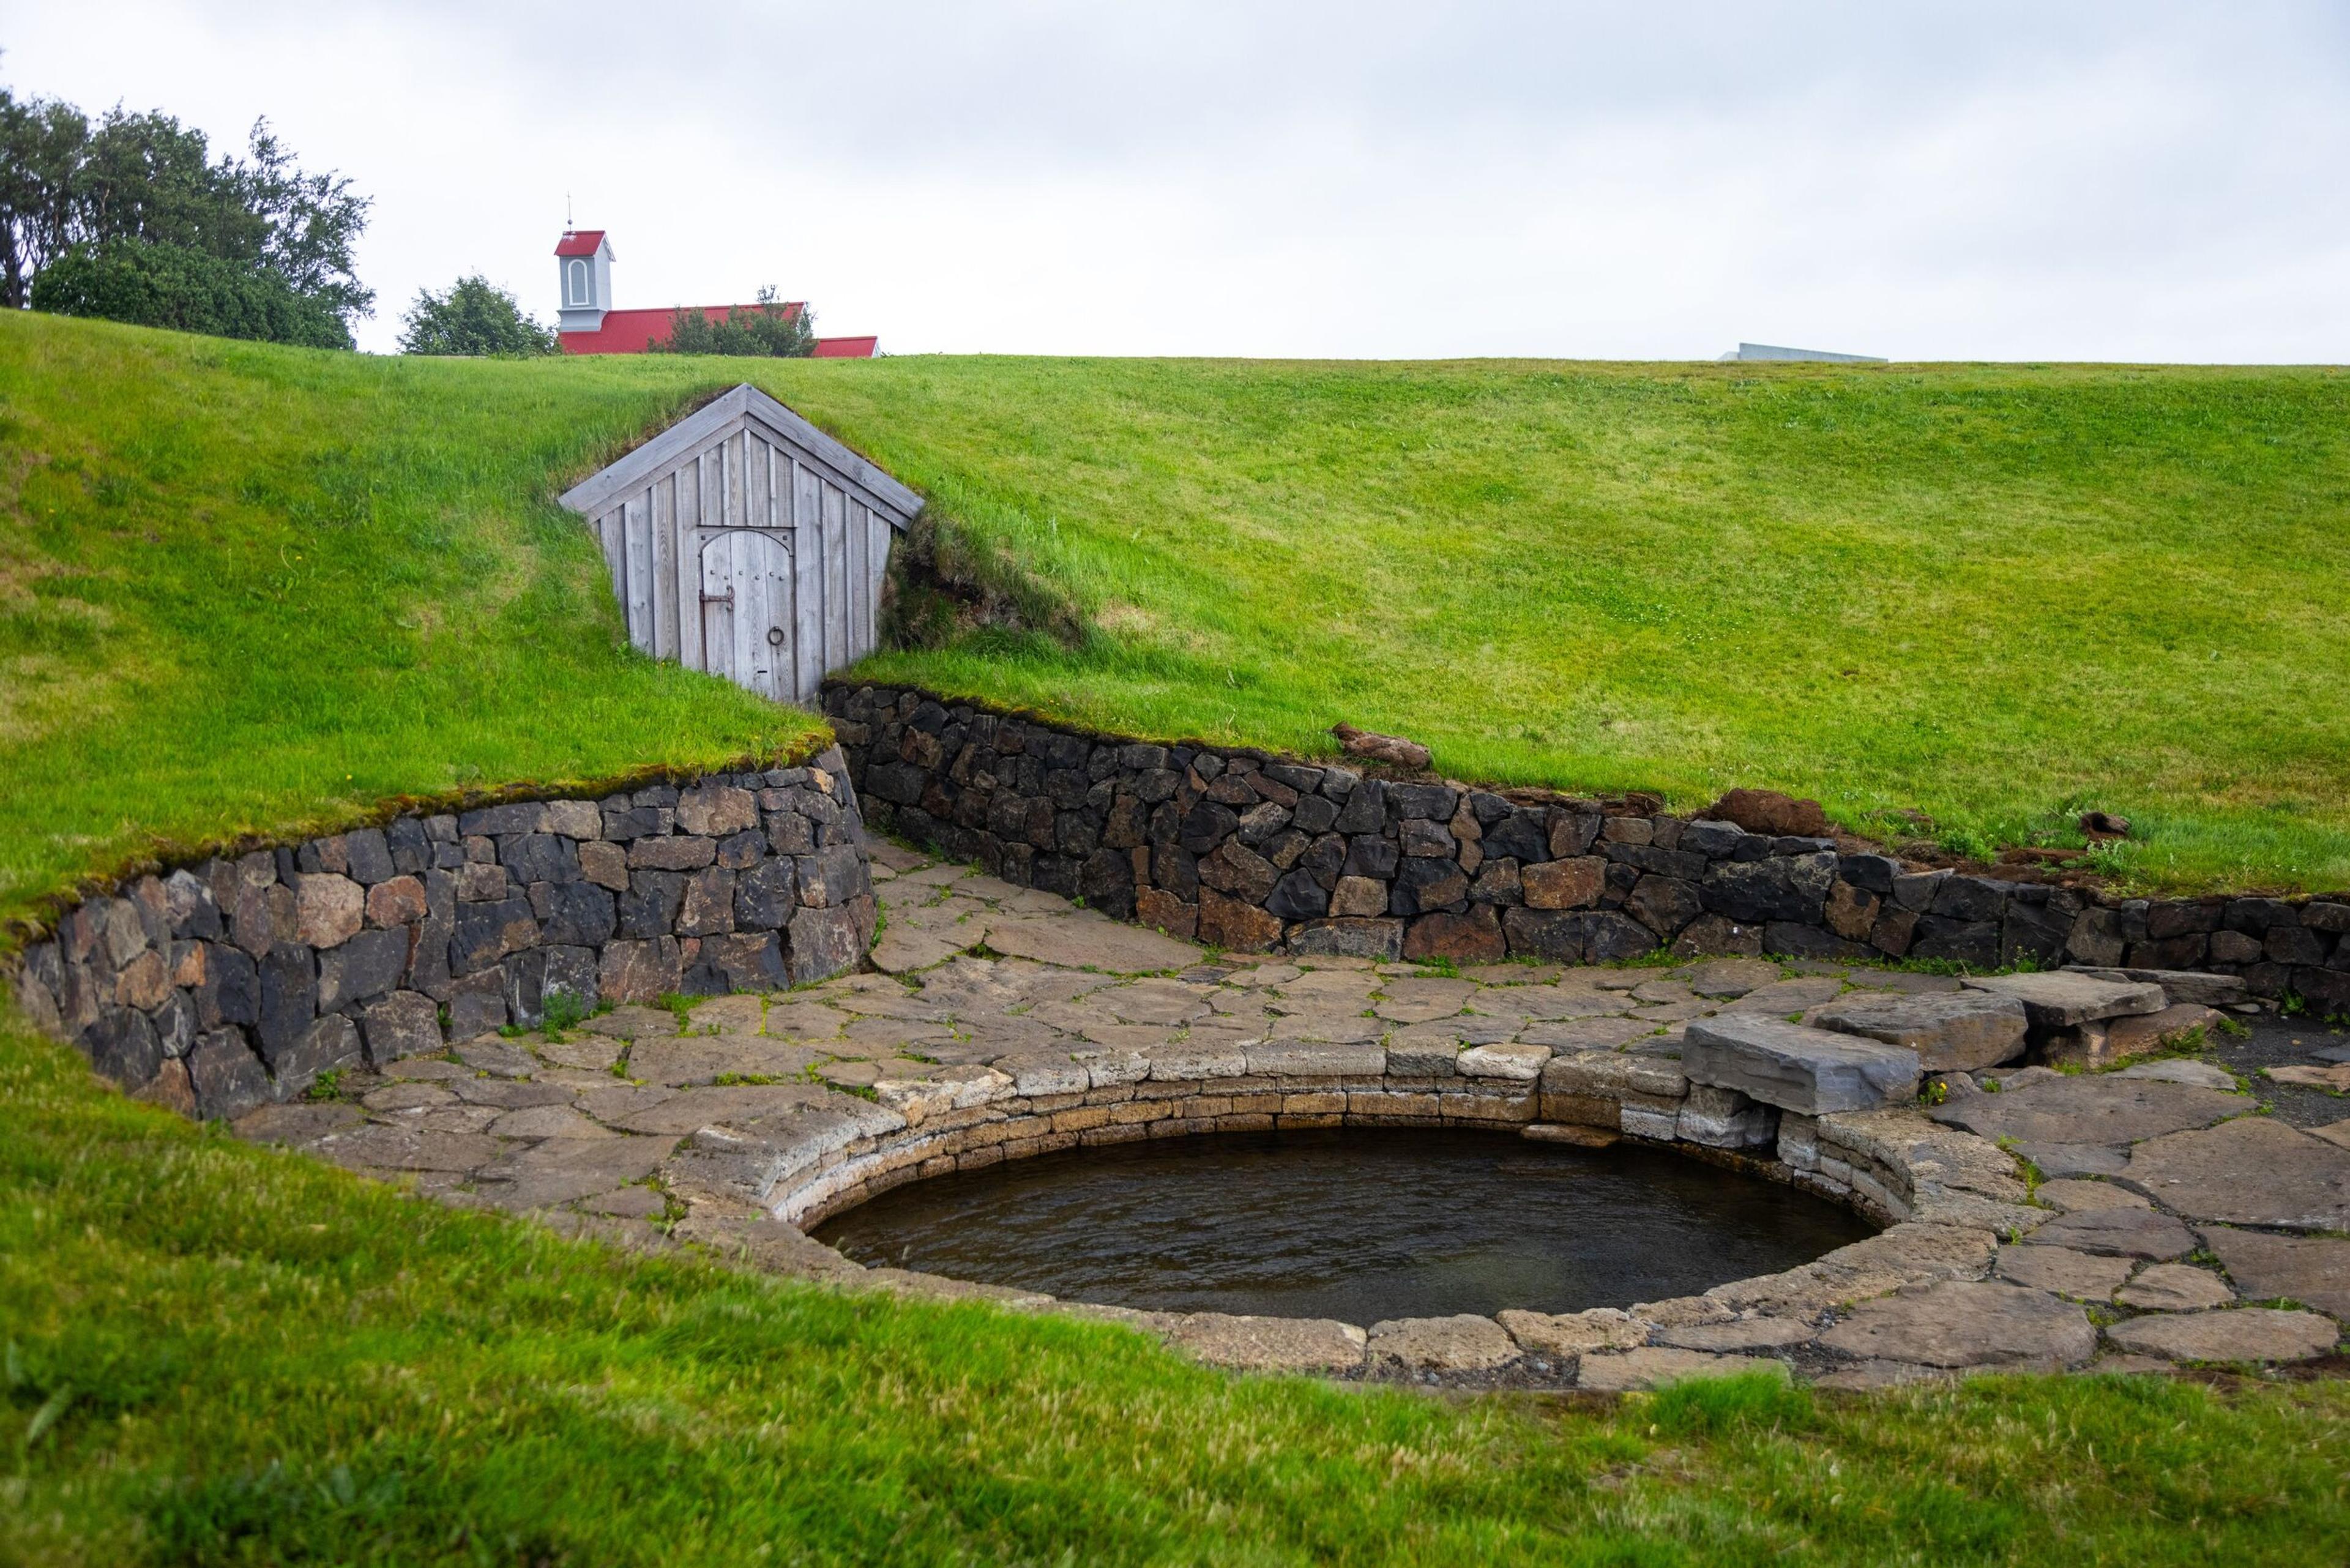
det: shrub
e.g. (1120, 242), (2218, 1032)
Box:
(655, 285), (814, 357)
(397, 274), (557, 357)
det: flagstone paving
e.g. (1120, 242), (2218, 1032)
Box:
(237, 837), (2350, 1391)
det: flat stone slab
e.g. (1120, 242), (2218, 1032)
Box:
(1994, 1244), (2133, 1301)
(1961, 972), (2166, 1028)
(1367, 1315), (1522, 1372)
(2067, 966), (2248, 1009)
(1167, 1313), (1368, 1373)
(625, 1039), (826, 1088)
(1495, 1307), (1647, 1359)
(1654, 1316), (1818, 1352)
(2029, 1206), (2197, 1260)
(1811, 990), (2027, 1072)
(472, 1135), (671, 1209)
(1816, 1280), (2098, 1370)
(2035, 1179), (2150, 1214)
(1681, 958), (1785, 998)
(2109, 1057), (2237, 1091)
(1576, 1347), (1785, 1391)
(1927, 1075), (2244, 1154)
(870, 925), (976, 974)
(1683, 1014), (1920, 1114)
(2121, 1114), (2350, 1232)
(2105, 1307), (2340, 1364)
(2198, 1227), (2350, 1320)
(983, 916), (1202, 974)
(2116, 1264), (2235, 1312)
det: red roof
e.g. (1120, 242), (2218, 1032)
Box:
(559, 304), (876, 358)
(553, 229), (608, 258)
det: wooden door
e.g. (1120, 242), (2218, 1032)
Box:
(697, 530), (794, 702)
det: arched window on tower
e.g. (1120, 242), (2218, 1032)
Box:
(567, 257), (591, 307)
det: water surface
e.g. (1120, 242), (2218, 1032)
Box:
(816, 1128), (1872, 1321)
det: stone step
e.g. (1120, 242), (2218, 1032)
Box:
(2062, 965), (2248, 1009)
(1682, 1014), (1922, 1115)
(1960, 971), (2166, 1028)
(1810, 990), (2027, 1072)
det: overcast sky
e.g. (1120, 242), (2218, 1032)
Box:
(9, 2), (2349, 360)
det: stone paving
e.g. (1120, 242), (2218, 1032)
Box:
(237, 838), (2350, 1391)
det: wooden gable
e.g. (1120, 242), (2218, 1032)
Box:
(559, 385), (922, 704)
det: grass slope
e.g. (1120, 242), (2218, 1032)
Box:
(752, 356), (2350, 895)
(0, 312), (827, 933)
(4, 315), (2349, 1560)
(4, 1016), (2347, 1566)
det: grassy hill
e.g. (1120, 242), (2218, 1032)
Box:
(4, 313), (2349, 1559)
(0, 311), (828, 933)
(8, 312), (2346, 910)
(762, 356), (2350, 896)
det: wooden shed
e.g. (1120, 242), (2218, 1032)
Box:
(558, 384), (922, 704)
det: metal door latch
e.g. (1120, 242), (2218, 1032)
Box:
(767, 627), (786, 646)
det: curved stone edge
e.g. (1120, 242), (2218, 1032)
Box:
(655, 1043), (2147, 1387)
(826, 681), (2347, 1012)
(5, 748), (876, 1117)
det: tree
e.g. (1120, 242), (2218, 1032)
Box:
(0, 80), (371, 343)
(30, 237), (346, 347)
(398, 275), (558, 356)
(654, 286), (815, 357)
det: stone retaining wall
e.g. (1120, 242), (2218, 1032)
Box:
(825, 684), (2350, 1009)
(9, 747), (876, 1122)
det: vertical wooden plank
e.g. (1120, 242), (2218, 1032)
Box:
(651, 470), (679, 661)
(822, 480), (849, 671)
(846, 499), (869, 662)
(701, 531), (734, 689)
(674, 468), (701, 670)
(676, 465), (704, 673)
(794, 460), (824, 703)
(762, 534), (793, 702)
(623, 494), (655, 652)
(727, 430), (747, 537)
(599, 509), (625, 606)
(868, 509), (892, 655)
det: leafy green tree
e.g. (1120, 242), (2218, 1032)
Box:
(655, 286), (815, 357)
(29, 237), (346, 347)
(0, 81), (370, 342)
(397, 275), (558, 356)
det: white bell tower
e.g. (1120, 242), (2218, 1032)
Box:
(554, 230), (616, 333)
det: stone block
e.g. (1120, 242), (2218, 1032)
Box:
(1961, 971), (2166, 1028)
(187, 1029), (272, 1120)
(1287, 917), (1404, 960)
(1402, 906), (1505, 963)
(360, 990), (444, 1063)
(1811, 990), (2028, 1072)
(1198, 889), (1283, 952)
(1682, 1014), (1920, 1114)
(1521, 856), (1604, 909)
(1367, 1314), (1520, 1372)
(1676, 1083), (1777, 1148)
(293, 873), (364, 948)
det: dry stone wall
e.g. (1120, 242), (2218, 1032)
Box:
(9, 748), (876, 1122)
(826, 684), (2350, 1009)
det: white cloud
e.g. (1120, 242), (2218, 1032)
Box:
(8, 1), (2348, 359)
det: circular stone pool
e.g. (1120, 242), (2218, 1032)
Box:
(814, 1128), (1873, 1321)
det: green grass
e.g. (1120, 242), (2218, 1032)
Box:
(6, 313), (2350, 1559)
(0, 312), (827, 933)
(9, 315), (2349, 900)
(4, 1012), (2346, 1566)
(750, 356), (2350, 895)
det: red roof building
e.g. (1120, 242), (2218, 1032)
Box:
(551, 229), (876, 358)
